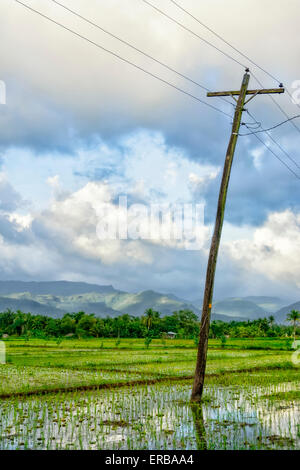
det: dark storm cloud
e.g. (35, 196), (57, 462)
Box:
(200, 135), (300, 226)
(2, 74), (299, 230)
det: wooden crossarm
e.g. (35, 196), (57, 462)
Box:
(207, 88), (284, 97)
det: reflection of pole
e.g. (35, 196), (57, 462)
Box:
(191, 403), (207, 450)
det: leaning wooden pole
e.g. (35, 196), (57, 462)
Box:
(191, 71), (250, 402)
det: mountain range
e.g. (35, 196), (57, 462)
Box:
(0, 281), (297, 323)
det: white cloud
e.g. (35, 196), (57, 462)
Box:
(0, 129), (299, 299)
(226, 210), (300, 289)
(1, 0), (300, 301)
(188, 169), (219, 192)
(47, 174), (60, 189)
(8, 213), (33, 231)
(120, 130), (220, 203)
(250, 145), (265, 170)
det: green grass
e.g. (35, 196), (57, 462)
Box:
(4, 336), (293, 351)
(0, 337), (299, 450)
(3, 337), (192, 350)
(209, 337), (293, 350)
(0, 365), (155, 397)
(0, 337), (298, 396)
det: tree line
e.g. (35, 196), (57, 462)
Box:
(0, 308), (299, 340)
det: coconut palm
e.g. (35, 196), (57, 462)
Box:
(286, 310), (300, 340)
(143, 308), (155, 331)
(142, 308), (159, 331)
(268, 315), (275, 329)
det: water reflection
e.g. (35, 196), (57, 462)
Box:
(190, 403), (207, 450)
(0, 381), (299, 450)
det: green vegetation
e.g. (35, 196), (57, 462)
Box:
(0, 309), (299, 450)
(0, 309), (199, 339)
(1, 309), (299, 340)
(286, 310), (300, 340)
(0, 337), (299, 450)
(1, 341), (295, 392)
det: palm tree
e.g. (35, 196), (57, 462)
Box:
(268, 315), (275, 329)
(143, 308), (155, 331)
(286, 310), (300, 340)
(142, 309), (160, 331)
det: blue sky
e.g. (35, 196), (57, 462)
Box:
(0, 0), (299, 301)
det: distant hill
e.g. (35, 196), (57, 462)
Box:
(244, 296), (286, 313)
(0, 296), (65, 317)
(105, 290), (201, 317)
(212, 298), (266, 320)
(0, 281), (200, 318)
(211, 312), (247, 322)
(275, 301), (300, 323)
(0, 281), (294, 322)
(0, 280), (116, 296)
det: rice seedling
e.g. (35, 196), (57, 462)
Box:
(0, 337), (298, 450)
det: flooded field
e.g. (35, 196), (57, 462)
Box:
(0, 338), (299, 450)
(0, 380), (299, 450)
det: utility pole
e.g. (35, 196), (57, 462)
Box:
(191, 69), (284, 402)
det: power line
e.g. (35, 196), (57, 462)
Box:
(245, 124), (300, 178)
(168, 0), (282, 85)
(141, 0), (248, 69)
(250, 71), (300, 135)
(143, 1), (300, 138)
(168, 0), (300, 119)
(240, 114), (300, 135)
(50, 0), (234, 109)
(285, 88), (300, 112)
(242, 121), (261, 129)
(13, 0), (232, 119)
(14, 0), (300, 180)
(245, 110), (300, 171)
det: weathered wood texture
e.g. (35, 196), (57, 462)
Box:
(191, 72), (250, 402)
(207, 88), (284, 97)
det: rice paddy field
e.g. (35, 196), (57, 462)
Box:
(0, 337), (299, 450)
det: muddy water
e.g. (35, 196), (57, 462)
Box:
(0, 381), (299, 450)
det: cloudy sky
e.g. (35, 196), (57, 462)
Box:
(0, 0), (300, 301)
